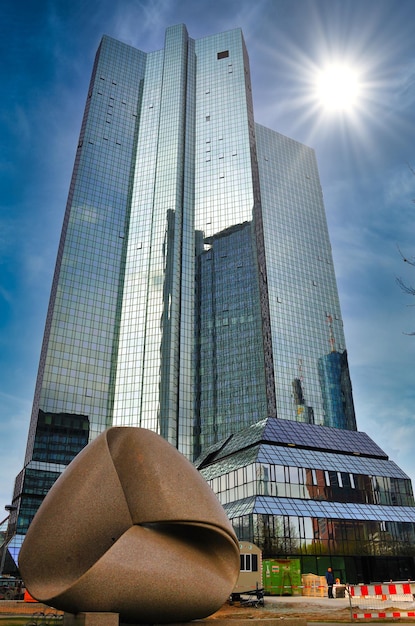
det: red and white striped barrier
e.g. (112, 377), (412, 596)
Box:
(353, 610), (415, 619)
(349, 583), (415, 620)
(349, 582), (414, 601)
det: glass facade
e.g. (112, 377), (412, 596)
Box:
(9, 36), (147, 549)
(112, 26), (196, 457)
(4, 25), (415, 579)
(195, 222), (267, 456)
(255, 125), (357, 430)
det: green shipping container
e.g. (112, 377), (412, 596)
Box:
(262, 559), (302, 595)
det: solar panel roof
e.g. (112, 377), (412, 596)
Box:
(195, 418), (388, 468)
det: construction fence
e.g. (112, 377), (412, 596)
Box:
(349, 582), (415, 621)
(262, 570), (415, 621)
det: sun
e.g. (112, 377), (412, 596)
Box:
(315, 64), (361, 111)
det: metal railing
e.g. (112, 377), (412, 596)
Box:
(25, 611), (63, 626)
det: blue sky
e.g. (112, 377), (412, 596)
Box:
(1, 0), (415, 515)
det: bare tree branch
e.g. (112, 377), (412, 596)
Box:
(397, 244), (415, 267)
(396, 275), (415, 295)
(396, 165), (415, 333)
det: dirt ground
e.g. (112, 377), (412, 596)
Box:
(208, 597), (354, 623)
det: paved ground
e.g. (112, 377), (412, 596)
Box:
(211, 593), (415, 623)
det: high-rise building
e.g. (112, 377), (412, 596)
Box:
(4, 24), (415, 581)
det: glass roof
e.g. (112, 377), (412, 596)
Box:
(196, 417), (388, 468)
(257, 445), (407, 479)
(224, 496), (415, 523)
(198, 443), (408, 480)
(263, 419), (386, 458)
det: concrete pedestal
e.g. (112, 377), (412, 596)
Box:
(63, 612), (119, 626)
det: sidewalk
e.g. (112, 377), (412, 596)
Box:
(264, 593), (351, 609)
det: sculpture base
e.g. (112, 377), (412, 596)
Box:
(63, 613), (119, 626)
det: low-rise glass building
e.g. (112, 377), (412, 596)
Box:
(196, 418), (415, 583)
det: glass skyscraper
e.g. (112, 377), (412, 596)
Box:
(4, 24), (415, 582)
